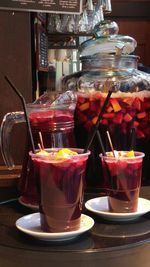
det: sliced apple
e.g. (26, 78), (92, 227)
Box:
(136, 129), (145, 139)
(123, 97), (134, 106)
(92, 116), (98, 125)
(113, 113), (123, 124)
(132, 98), (141, 111)
(137, 112), (146, 119)
(110, 98), (122, 112)
(103, 113), (114, 119)
(79, 102), (90, 111)
(123, 113), (133, 122)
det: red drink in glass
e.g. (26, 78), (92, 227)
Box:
(19, 108), (76, 208)
(100, 151), (145, 213)
(30, 148), (90, 232)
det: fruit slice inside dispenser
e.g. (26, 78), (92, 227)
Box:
(75, 92), (150, 140)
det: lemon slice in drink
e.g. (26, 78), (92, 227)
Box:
(54, 148), (78, 160)
(36, 150), (50, 156)
(127, 150), (135, 157)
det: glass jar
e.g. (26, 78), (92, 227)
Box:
(62, 54), (150, 189)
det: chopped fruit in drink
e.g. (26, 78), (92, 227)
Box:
(107, 150), (135, 158)
(123, 113), (132, 122)
(133, 121), (139, 127)
(107, 106), (113, 113)
(137, 112), (146, 119)
(54, 148), (78, 160)
(107, 150), (119, 158)
(63, 148), (78, 154)
(123, 97), (134, 105)
(110, 98), (122, 112)
(136, 129), (145, 139)
(107, 151), (114, 157)
(92, 116), (98, 125)
(36, 150), (50, 156)
(108, 150), (136, 158)
(127, 150), (135, 157)
(103, 113), (114, 119)
(113, 113), (123, 124)
(79, 102), (90, 111)
(75, 93), (150, 140)
(138, 95), (144, 102)
(132, 98), (141, 111)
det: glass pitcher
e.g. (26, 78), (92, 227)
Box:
(0, 91), (77, 208)
(62, 54), (150, 189)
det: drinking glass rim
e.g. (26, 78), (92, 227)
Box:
(30, 148), (91, 159)
(26, 102), (75, 110)
(99, 151), (145, 160)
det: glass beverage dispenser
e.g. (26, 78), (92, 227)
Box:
(62, 3), (150, 189)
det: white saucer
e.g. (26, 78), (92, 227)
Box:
(85, 196), (150, 222)
(16, 213), (94, 242)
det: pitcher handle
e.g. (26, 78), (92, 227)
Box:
(0, 111), (25, 169)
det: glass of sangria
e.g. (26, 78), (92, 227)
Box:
(30, 148), (90, 232)
(100, 150), (145, 213)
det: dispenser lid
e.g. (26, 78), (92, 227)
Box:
(79, 35), (137, 57)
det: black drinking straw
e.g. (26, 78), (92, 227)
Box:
(97, 130), (113, 193)
(96, 130), (106, 156)
(84, 91), (112, 152)
(4, 75), (36, 153)
(129, 127), (136, 151)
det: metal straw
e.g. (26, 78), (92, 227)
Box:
(84, 91), (112, 152)
(4, 75), (36, 153)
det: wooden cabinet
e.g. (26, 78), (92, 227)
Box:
(0, 11), (33, 189)
(116, 20), (150, 67)
(108, 0), (150, 67)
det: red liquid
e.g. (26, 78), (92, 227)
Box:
(18, 110), (76, 208)
(32, 149), (89, 232)
(101, 152), (144, 212)
(74, 92), (150, 188)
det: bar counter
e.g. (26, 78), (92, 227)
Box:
(0, 186), (150, 267)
